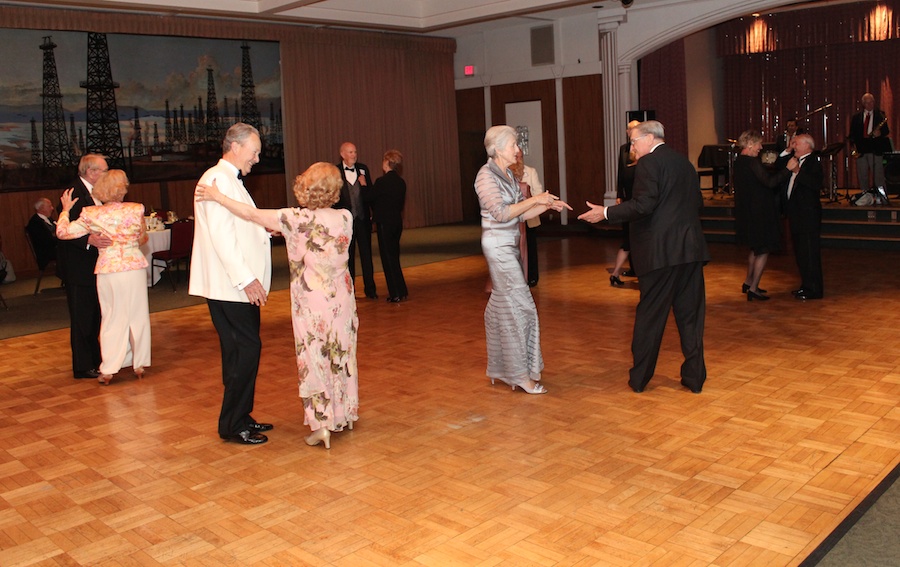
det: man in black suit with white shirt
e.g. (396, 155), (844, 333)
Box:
(336, 141), (377, 299)
(783, 133), (824, 300)
(579, 120), (711, 394)
(58, 154), (111, 379)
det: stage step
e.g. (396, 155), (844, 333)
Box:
(700, 198), (900, 250)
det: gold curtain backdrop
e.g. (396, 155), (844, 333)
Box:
(716, 0), (900, 189)
(0, 5), (461, 277)
(717, 0), (900, 55)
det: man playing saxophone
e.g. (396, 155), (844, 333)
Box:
(849, 92), (891, 199)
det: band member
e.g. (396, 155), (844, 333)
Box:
(848, 93), (890, 194)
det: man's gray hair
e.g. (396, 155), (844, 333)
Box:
(222, 122), (260, 155)
(634, 120), (665, 141)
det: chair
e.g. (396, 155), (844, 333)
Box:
(23, 227), (58, 295)
(152, 220), (194, 291)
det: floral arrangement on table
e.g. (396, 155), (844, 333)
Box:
(146, 211), (164, 231)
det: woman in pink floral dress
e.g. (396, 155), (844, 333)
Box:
(58, 169), (150, 385)
(194, 162), (359, 449)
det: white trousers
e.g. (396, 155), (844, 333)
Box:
(97, 269), (151, 375)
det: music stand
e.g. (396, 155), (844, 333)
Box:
(819, 142), (845, 202)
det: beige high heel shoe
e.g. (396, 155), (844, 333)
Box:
(514, 380), (547, 395)
(305, 428), (331, 449)
(97, 374), (113, 386)
(134, 367), (144, 379)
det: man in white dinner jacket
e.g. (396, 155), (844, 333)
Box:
(190, 122), (273, 445)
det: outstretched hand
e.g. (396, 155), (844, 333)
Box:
(194, 178), (222, 203)
(60, 187), (79, 213)
(577, 201), (606, 223)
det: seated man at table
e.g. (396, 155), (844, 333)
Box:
(26, 197), (60, 276)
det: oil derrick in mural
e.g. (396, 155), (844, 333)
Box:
(40, 36), (73, 168)
(196, 97), (206, 143)
(80, 32), (125, 169)
(206, 68), (221, 143)
(69, 114), (81, 156)
(132, 107), (144, 157)
(239, 42), (261, 131)
(164, 100), (173, 150)
(30, 118), (42, 166)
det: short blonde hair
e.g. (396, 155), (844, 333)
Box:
(293, 162), (342, 210)
(738, 130), (762, 150)
(383, 149), (403, 173)
(92, 169), (129, 203)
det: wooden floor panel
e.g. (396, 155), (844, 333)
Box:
(1, 236), (899, 566)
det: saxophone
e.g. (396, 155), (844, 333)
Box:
(851, 115), (888, 158)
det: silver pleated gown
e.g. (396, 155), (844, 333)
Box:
(475, 159), (544, 385)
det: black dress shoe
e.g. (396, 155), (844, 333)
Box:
(622, 269), (636, 277)
(681, 380), (702, 394)
(386, 296), (401, 303)
(247, 422), (273, 432)
(74, 369), (100, 379)
(223, 430), (268, 444)
(629, 383), (645, 393)
(742, 284), (767, 294)
(795, 292), (823, 300)
(791, 288), (807, 296)
(527, 279), (538, 287)
(366, 293), (378, 300)
(610, 275), (624, 287)
(747, 290), (770, 301)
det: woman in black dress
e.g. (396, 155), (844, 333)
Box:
(733, 130), (795, 300)
(370, 149), (408, 303)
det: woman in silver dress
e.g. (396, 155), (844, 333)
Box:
(475, 125), (570, 394)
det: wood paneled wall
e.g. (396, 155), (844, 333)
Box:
(563, 74), (606, 213)
(460, 76), (606, 223)
(490, 80), (560, 219)
(456, 88), (487, 223)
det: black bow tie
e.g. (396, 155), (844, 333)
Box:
(344, 166), (355, 172)
(237, 171), (244, 180)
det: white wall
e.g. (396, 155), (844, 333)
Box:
(454, 13), (602, 90)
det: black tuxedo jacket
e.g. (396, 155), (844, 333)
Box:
(606, 144), (710, 276)
(57, 178), (99, 285)
(335, 161), (374, 221)
(369, 170), (406, 226)
(849, 109), (891, 155)
(26, 213), (58, 269)
(784, 154), (824, 234)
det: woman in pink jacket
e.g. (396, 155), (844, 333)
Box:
(58, 170), (151, 385)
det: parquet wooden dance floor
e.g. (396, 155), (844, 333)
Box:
(1, 235), (898, 566)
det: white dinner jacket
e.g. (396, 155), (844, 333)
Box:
(189, 159), (272, 302)
(522, 165), (545, 228)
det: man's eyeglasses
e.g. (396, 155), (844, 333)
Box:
(630, 135), (649, 145)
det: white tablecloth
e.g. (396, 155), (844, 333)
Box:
(140, 229), (171, 287)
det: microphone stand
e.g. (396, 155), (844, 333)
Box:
(805, 102), (841, 201)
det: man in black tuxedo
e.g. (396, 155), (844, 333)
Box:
(336, 142), (377, 299)
(26, 197), (59, 273)
(783, 134), (825, 300)
(579, 120), (710, 394)
(58, 154), (111, 379)
(848, 92), (891, 192)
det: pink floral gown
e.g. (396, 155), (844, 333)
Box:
(278, 207), (359, 432)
